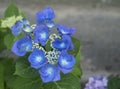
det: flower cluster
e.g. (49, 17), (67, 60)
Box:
(84, 75), (108, 89)
(11, 7), (76, 83)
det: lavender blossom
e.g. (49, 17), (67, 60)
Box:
(84, 75), (108, 89)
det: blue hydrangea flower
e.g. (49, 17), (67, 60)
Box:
(36, 7), (55, 28)
(39, 64), (60, 83)
(28, 49), (47, 69)
(11, 18), (33, 36)
(11, 37), (32, 56)
(57, 24), (76, 35)
(58, 51), (76, 74)
(84, 75), (108, 89)
(34, 25), (50, 46)
(52, 35), (74, 50)
(11, 21), (23, 36)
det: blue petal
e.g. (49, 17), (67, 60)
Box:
(28, 49), (47, 69)
(52, 68), (60, 82)
(36, 7), (55, 24)
(52, 35), (73, 51)
(11, 41), (23, 56)
(57, 24), (76, 35)
(39, 64), (60, 83)
(34, 25), (50, 46)
(23, 25), (33, 33)
(17, 38), (32, 52)
(58, 51), (76, 74)
(11, 40), (26, 56)
(45, 20), (55, 29)
(22, 18), (30, 25)
(52, 38), (68, 51)
(11, 21), (23, 36)
(58, 66), (73, 74)
(62, 35), (74, 50)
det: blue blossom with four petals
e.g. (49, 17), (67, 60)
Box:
(52, 35), (74, 51)
(39, 64), (60, 83)
(12, 37), (32, 56)
(34, 25), (50, 46)
(36, 7), (55, 28)
(58, 51), (76, 74)
(28, 49), (47, 69)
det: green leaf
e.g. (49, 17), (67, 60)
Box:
(71, 65), (82, 78)
(20, 12), (26, 18)
(108, 76), (120, 89)
(4, 2), (19, 18)
(0, 57), (15, 77)
(71, 45), (82, 78)
(0, 31), (7, 52)
(43, 73), (81, 89)
(7, 75), (43, 89)
(68, 37), (80, 57)
(45, 41), (52, 51)
(0, 57), (15, 89)
(0, 63), (4, 89)
(14, 56), (39, 79)
(4, 33), (15, 50)
(76, 50), (81, 68)
(4, 32), (24, 50)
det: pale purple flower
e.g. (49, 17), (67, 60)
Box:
(84, 75), (108, 89)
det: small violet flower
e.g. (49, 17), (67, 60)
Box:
(84, 75), (108, 89)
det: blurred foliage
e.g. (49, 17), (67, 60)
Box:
(108, 75), (120, 89)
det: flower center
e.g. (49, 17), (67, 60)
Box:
(46, 50), (59, 65)
(36, 56), (42, 62)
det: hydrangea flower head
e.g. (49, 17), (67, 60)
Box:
(11, 7), (76, 83)
(84, 75), (108, 89)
